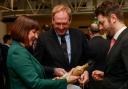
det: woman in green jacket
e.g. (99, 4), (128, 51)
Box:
(7, 15), (79, 89)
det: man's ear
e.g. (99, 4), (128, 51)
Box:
(110, 14), (117, 23)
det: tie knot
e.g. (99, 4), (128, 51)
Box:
(60, 34), (65, 38)
(60, 35), (66, 43)
(111, 38), (116, 43)
(110, 38), (116, 48)
(108, 38), (116, 54)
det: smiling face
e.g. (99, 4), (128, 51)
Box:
(97, 14), (115, 37)
(28, 29), (38, 46)
(52, 11), (71, 36)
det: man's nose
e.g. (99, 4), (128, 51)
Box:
(60, 24), (64, 29)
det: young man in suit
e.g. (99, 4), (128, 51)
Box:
(89, 1), (128, 89)
(34, 4), (89, 86)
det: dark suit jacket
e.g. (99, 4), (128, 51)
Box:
(89, 28), (128, 89)
(1, 44), (9, 61)
(0, 43), (5, 89)
(7, 41), (67, 89)
(35, 28), (89, 78)
(1, 44), (10, 88)
(88, 36), (109, 72)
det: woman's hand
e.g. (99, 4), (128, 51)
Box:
(65, 68), (80, 84)
(54, 68), (67, 77)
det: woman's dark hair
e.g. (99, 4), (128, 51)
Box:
(10, 15), (39, 47)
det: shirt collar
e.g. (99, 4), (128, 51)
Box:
(113, 26), (127, 40)
(65, 30), (69, 36)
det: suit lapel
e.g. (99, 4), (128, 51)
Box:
(107, 28), (128, 64)
(50, 29), (69, 65)
(51, 29), (60, 45)
(69, 29), (77, 65)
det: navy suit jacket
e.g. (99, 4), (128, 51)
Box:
(35, 28), (89, 78)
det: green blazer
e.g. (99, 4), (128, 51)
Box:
(7, 41), (67, 89)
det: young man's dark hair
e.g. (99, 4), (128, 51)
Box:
(95, 0), (124, 21)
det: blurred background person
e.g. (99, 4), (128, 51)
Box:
(88, 22), (109, 72)
(87, 22), (109, 89)
(1, 34), (12, 89)
(2, 34), (12, 60)
(0, 43), (5, 89)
